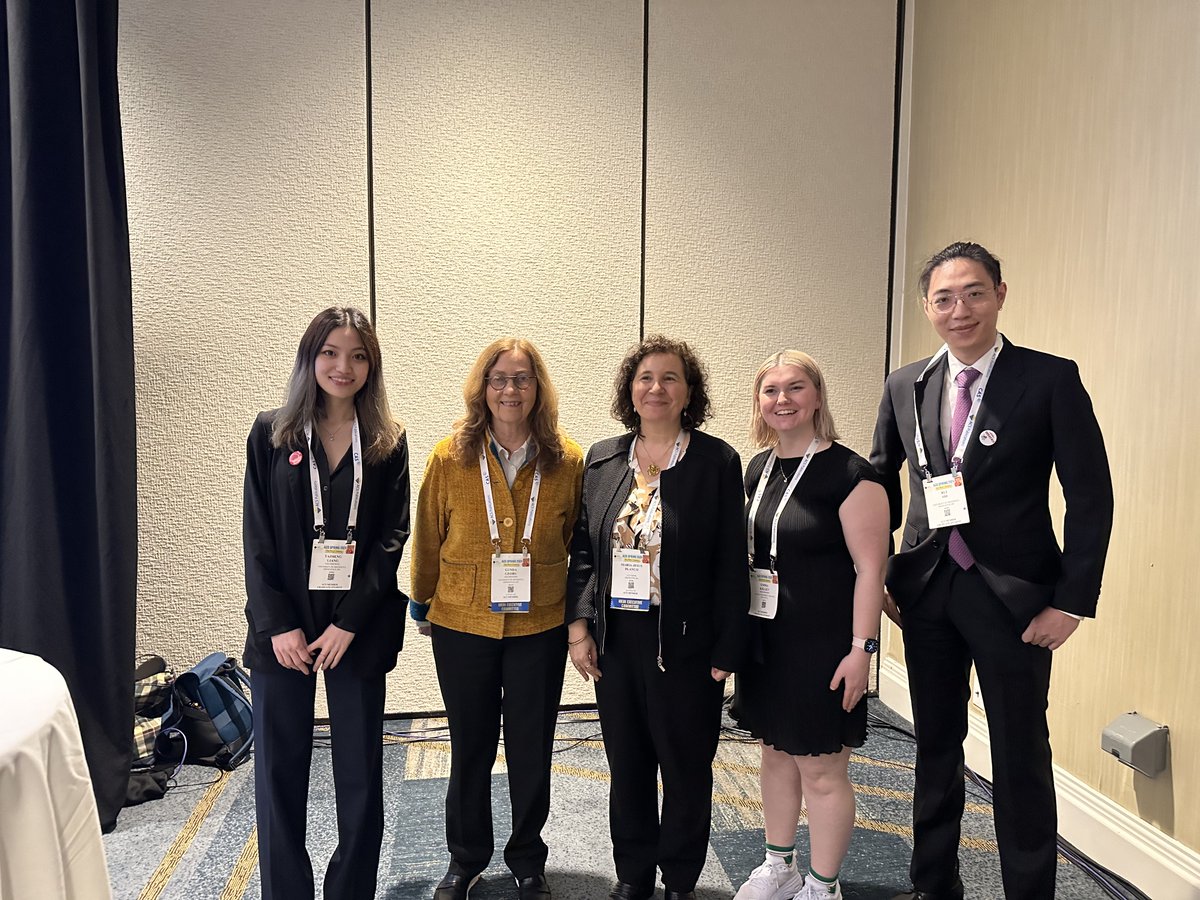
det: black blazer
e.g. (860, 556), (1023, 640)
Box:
(870, 338), (1113, 626)
(242, 410), (411, 677)
(566, 429), (749, 672)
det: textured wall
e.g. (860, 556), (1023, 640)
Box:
(120, 1), (897, 715)
(120, 0), (370, 715)
(643, 0), (897, 464)
(898, 0), (1200, 849)
(370, 0), (644, 710)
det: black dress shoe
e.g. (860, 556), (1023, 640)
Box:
(608, 882), (655, 900)
(892, 887), (964, 900)
(516, 873), (552, 899)
(663, 892), (695, 900)
(433, 871), (481, 900)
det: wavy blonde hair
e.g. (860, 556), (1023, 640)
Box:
(450, 338), (566, 469)
(272, 306), (404, 464)
(749, 350), (839, 448)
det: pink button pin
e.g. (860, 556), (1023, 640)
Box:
(289, 450), (303, 466)
(979, 430), (997, 446)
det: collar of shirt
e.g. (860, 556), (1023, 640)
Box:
(488, 431), (536, 489)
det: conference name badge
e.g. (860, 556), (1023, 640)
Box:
(490, 553), (531, 613)
(309, 540), (355, 590)
(922, 473), (970, 528)
(749, 568), (779, 619)
(610, 548), (651, 612)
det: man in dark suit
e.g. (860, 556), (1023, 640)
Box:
(870, 242), (1114, 899)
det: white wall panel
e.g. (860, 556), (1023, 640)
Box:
(644, 0), (897, 462)
(120, 0), (369, 688)
(370, 1), (644, 710)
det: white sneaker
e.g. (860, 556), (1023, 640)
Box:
(795, 877), (843, 900)
(733, 857), (805, 900)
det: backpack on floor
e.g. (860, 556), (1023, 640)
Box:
(172, 652), (254, 770)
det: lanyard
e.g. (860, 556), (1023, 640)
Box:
(912, 335), (1003, 478)
(626, 430), (684, 545)
(303, 416), (363, 543)
(745, 439), (820, 572)
(479, 450), (541, 558)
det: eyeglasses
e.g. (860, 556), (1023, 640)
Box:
(486, 373), (536, 392)
(926, 287), (995, 314)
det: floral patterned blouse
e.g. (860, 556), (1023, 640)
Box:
(611, 458), (667, 605)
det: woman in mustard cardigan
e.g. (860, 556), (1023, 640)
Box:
(411, 338), (583, 900)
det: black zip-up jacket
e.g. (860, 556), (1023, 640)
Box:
(565, 429), (749, 672)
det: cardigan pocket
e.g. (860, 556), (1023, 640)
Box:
(436, 559), (477, 606)
(530, 558), (568, 607)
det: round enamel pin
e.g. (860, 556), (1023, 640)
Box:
(979, 430), (997, 446)
(289, 450), (303, 466)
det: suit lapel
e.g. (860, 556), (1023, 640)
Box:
(961, 339), (1026, 476)
(914, 355), (950, 475)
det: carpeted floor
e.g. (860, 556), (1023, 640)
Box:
(104, 701), (1113, 899)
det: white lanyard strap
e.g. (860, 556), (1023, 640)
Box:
(627, 430), (684, 545)
(303, 416), (363, 543)
(912, 335), (1003, 477)
(479, 450), (541, 558)
(746, 439), (820, 571)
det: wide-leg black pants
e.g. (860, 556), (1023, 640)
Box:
(595, 609), (724, 894)
(431, 623), (567, 879)
(251, 663), (386, 900)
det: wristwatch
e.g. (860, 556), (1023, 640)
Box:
(852, 636), (880, 654)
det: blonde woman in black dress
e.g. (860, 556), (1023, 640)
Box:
(732, 351), (888, 900)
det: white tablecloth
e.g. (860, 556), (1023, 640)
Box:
(0, 649), (112, 900)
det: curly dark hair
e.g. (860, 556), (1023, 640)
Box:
(611, 334), (713, 430)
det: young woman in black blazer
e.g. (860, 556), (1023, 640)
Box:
(242, 306), (410, 900)
(566, 336), (749, 900)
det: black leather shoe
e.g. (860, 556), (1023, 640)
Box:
(892, 886), (964, 900)
(516, 873), (551, 899)
(608, 882), (655, 900)
(433, 871), (481, 900)
(664, 892), (696, 900)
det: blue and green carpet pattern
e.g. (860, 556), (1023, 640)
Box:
(103, 702), (1111, 899)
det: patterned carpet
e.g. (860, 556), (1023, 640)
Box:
(103, 701), (1114, 899)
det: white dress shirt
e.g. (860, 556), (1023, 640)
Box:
(488, 431), (536, 488)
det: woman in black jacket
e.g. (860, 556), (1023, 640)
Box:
(566, 335), (749, 900)
(242, 306), (410, 900)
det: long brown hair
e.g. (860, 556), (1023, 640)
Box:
(271, 307), (404, 463)
(450, 338), (565, 469)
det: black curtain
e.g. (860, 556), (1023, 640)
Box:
(1, 0), (136, 830)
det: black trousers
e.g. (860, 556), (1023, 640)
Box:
(251, 663), (386, 900)
(595, 609), (724, 893)
(431, 623), (566, 879)
(902, 557), (1055, 899)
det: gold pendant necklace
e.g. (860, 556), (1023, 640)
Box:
(639, 434), (668, 478)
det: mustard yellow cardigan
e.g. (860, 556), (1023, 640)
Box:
(411, 434), (583, 638)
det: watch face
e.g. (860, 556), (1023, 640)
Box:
(864, 638), (880, 654)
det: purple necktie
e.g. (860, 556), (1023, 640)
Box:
(947, 367), (980, 569)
